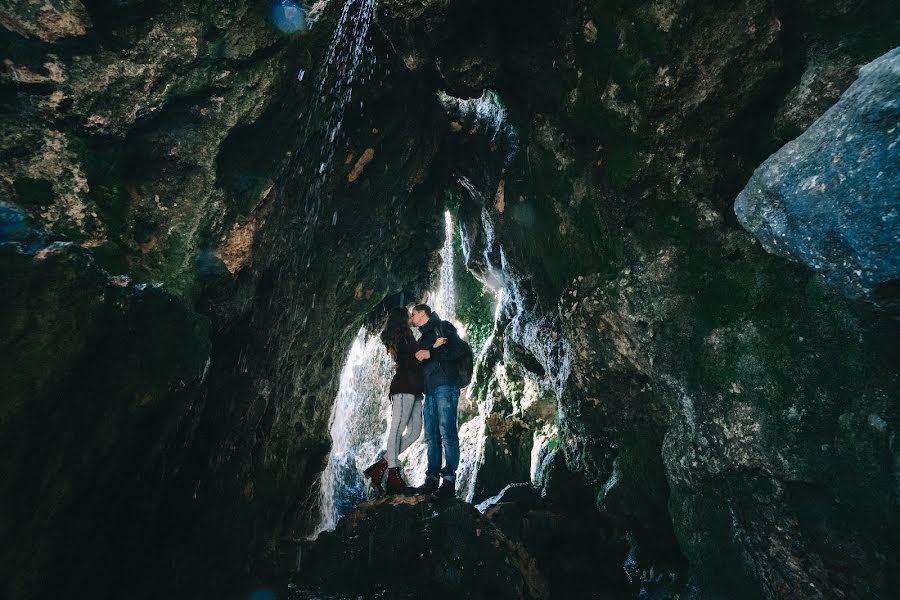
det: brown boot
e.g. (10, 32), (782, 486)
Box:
(386, 467), (407, 494)
(363, 457), (388, 494)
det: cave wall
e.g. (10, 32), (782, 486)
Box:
(1, 1), (451, 598)
(376, 0), (899, 597)
(0, 0), (318, 299)
(2, 0), (898, 599)
(0, 214), (211, 599)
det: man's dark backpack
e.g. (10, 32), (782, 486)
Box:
(436, 322), (474, 388)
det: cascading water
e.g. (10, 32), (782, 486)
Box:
(279, 0), (378, 273)
(304, 0), (376, 170)
(260, 0), (379, 389)
(316, 329), (393, 533)
(431, 210), (457, 325)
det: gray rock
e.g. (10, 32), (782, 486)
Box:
(735, 47), (900, 302)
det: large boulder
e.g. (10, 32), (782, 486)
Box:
(735, 47), (900, 306)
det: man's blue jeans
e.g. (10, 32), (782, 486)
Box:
(423, 384), (460, 482)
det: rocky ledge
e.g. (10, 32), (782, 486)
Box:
(288, 483), (683, 600)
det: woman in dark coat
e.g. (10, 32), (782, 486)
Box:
(363, 307), (425, 494)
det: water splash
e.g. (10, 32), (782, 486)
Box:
(295, 0), (377, 225)
(260, 0), (380, 408)
(273, 0), (378, 283)
(316, 329), (393, 533)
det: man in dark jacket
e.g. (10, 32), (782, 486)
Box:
(410, 303), (465, 498)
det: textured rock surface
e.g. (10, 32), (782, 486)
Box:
(1, 0), (305, 299)
(0, 206), (211, 599)
(736, 47), (900, 304)
(465, 305), (559, 505)
(2, 1), (899, 599)
(376, 0), (900, 598)
(477, 483), (661, 599)
(1, 2), (447, 598)
(293, 494), (550, 600)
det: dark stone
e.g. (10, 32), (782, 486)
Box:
(293, 494), (550, 600)
(475, 483), (673, 599)
(0, 239), (211, 600)
(194, 248), (229, 282)
(735, 47), (900, 304)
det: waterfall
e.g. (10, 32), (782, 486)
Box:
(432, 210), (457, 325)
(316, 329), (393, 533)
(291, 0), (378, 235)
(265, 0), (379, 361)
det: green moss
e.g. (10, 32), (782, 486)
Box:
(448, 203), (495, 354)
(499, 145), (621, 301)
(74, 138), (130, 231)
(53, 221), (89, 244)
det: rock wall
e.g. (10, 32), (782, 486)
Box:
(1, 2), (449, 598)
(735, 47), (900, 306)
(1, 203), (211, 599)
(1, 0), (306, 299)
(376, 0), (900, 597)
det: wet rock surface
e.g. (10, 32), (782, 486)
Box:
(290, 483), (679, 599)
(1, 0), (305, 299)
(2, 2), (446, 598)
(477, 483), (664, 599)
(380, 0), (900, 598)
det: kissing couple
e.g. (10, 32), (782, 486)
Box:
(362, 303), (473, 499)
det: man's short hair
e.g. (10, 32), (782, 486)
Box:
(413, 303), (432, 316)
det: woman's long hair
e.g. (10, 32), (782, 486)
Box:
(381, 307), (415, 359)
